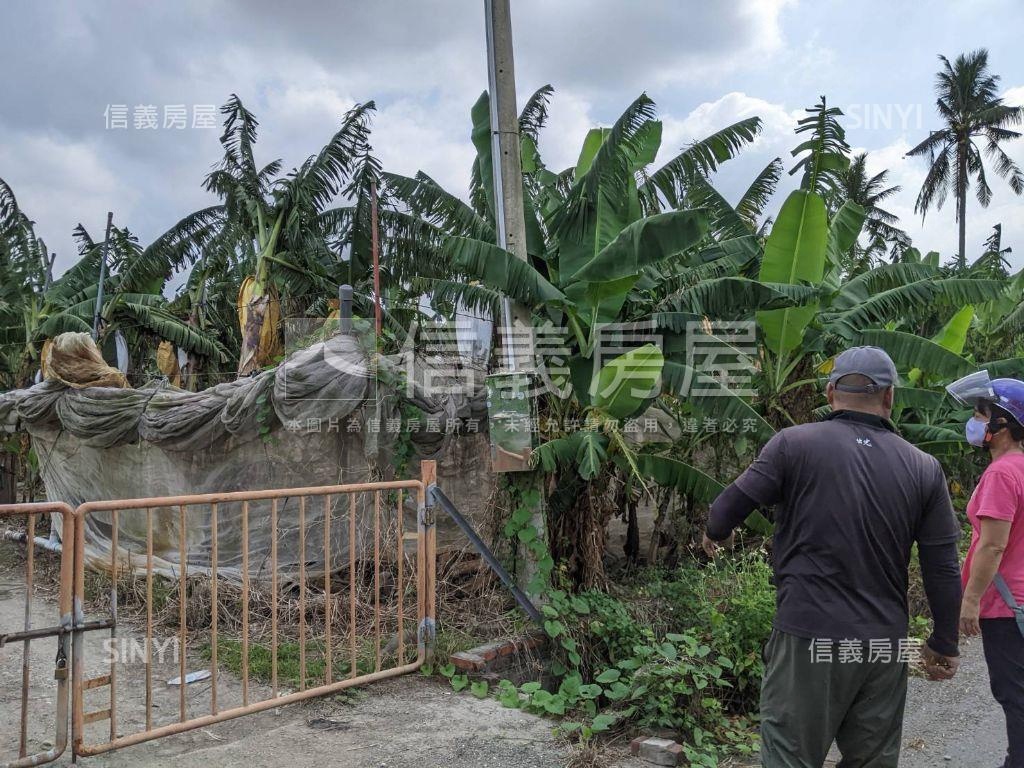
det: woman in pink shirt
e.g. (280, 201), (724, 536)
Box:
(949, 373), (1024, 768)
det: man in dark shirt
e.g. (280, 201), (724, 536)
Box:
(703, 346), (962, 768)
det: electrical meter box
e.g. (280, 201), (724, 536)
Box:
(485, 372), (537, 473)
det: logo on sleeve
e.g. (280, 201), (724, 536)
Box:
(855, 437), (874, 447)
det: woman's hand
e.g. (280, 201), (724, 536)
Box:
(959, 596), (982, 637)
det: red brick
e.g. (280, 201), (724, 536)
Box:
(629, 736), (685, 766)
(451, 651), (485, 672)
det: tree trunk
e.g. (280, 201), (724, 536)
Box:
(769, 356), (820, 428)
(236, 278), (282, 377)
(238, 294), (271, 376)
(547, 471), (611, 590)
(646, 489), (673, 566)
(0, 452), (17, 505)
(624, 496), (639, 564)
(957, 138), (968, 271)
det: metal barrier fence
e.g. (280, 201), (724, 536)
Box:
(0, 502), (75, 768)
(0, 462), (436, 765)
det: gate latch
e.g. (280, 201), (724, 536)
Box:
(419, 483), (437, 526)
(54, 641), (68, 681)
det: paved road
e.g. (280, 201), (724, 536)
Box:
(898, 636), (1006, 768)
(1, 538), (1010, 768)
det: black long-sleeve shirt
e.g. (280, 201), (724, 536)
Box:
(707, 410), (962, 657)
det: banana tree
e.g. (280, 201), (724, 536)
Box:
(32, 224), (227, 379)
(687, 100), (1011, 426)
(384, 88), (793, 583)
(0, 178), (55, 386)
(136, 96), (384, 376)
(387, 88), (787, 432)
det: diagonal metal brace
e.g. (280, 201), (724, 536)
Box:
(427, 484), (544, 628)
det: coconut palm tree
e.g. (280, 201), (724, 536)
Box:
(833, 153), (910, 270)
(908, 49), (1024, 269)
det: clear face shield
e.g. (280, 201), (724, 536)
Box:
(946, 370), (995, 410)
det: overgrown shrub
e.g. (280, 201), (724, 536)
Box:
(647, 551), (776, 711)
(462, 551), (772, 764)
(492, 489), (776, 763)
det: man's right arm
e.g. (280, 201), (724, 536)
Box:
(916, 459), (963, 667)
(917, 541), (962, 657)
(707, 483), (759, 542)
(705, 431), (786, 547)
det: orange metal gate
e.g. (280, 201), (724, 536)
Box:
(0, 503), (75, 768)
(0, 462), (436, 764)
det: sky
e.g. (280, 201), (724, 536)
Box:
(2, 0), (1024, 283)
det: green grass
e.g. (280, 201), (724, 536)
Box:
(199, 636), (413, 690)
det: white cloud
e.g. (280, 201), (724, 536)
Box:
(1003, 85), (1024, 106)
(737, 0), (796, 50)
(0, 134), (125, 272)
(533, 90), (597, 174)
(653, 92), (803, 209)
(371, 98), (479, 195)
(660, 91), (797, 160)
(5, 0), (1024, 286)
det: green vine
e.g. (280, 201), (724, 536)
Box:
(390, 400), (423, 476)
(433, 484), (762, 764)
(502, 484), (553, 597)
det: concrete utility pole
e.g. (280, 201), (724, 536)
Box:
(484, 0), (533, 372)
(484, 0), (546, 596)
(92, 211), (114, 341)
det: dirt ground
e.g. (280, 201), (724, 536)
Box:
(0, 539), (576, 768)
(0, 539), (1011, 768)
(895, 637), (1007, 768)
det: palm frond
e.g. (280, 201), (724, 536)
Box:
(278, 101), (376, 215)
(856, 328), (976, 379)
(443, 236), (565, 307)
(736, 158), (783, 225)
(518, 85), (554, 142)
(382, 172), (494, 241)
(660, 276), (817, 318)
(683, 173), (751, 239)
(827, 278), (1006, 335)
(645, 117), (763, 207)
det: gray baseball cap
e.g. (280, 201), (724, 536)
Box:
(828, 346), (898, 393)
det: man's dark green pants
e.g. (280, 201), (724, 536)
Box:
(759, 630), (908, 767)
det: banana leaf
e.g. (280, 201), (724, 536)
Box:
(662, 360), (775, 441)
(591, 343), (664, 420)
(571, 209), (710, 283)
(756, 190), (829, 356)
(856, 329), (976, 379)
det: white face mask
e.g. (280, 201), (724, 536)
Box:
(965, 417), (988, 447)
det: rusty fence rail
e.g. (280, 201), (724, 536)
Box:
(0, 502), (75, 768)
(0, 462), (437, 765)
